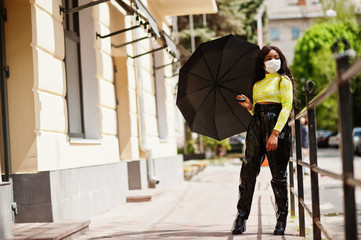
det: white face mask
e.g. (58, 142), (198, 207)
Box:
(264, 59), (281, 74)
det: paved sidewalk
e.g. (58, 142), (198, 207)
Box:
(74, 161), (312, 239)
(9, 148), (359, 239)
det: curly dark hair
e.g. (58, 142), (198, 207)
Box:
(254, 46), (299, 108)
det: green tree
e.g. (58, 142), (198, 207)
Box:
(177, 0), (265, 52)
(292, 21), (361, 130)
(202, 136), (231, 153)
(320, 0), (357, 22)
(207, 0), (265, 43)
(177, 27), (216, 53)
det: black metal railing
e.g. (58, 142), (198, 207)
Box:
(288, 39), (361, 240)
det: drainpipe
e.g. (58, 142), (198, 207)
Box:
(134, 20), (159, 187)
(0, 0), (17, 219)
(255, 5), (264, 48)
(189, 14), (195, 53)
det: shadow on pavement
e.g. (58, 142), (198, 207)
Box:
(88, 229), (233, 239)
(87, 229), (300, 239)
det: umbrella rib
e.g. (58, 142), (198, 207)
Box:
(218, 88), (248, 130)
(190, 86), (218, 139)
(215, 39), (227, 82)
(200, 51), (216, 82)
(221, 73), (254, 84)
(181, 70), (212, 83)
(213, 87), (220, 139)
(181, 84), (213, 98)
(219, 85), (241, 95)
(195, 86), (215, 112)
(218, 46), (258, 83)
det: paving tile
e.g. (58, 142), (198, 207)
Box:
(75, 163), (312, 240)
(9, 162), (315, 240)
(8, 221), (90, 240)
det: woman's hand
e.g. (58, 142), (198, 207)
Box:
(266, 130), (280, 151)
(236, 94), (253, 111)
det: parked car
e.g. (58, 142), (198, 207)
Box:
(353, 127), (361, 153)
(316, 130), (336, 148)
(228, 135), (246, 154)
(328, 132), (340, 148)
(325, 128), (361, 151)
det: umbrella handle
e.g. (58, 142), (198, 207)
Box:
(235, 97), (246, 102)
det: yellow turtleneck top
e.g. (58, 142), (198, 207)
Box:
(249, 72), (293, 132)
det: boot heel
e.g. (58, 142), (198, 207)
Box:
(240, 223), (246, 232)
(273, 220), (286, 235)
(231, 216), (246, 235)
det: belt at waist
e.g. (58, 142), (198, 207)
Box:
(254, 103), (282, 114)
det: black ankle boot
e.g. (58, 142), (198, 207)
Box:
(231, 215), (246, 235)
(273, 220), (286, 235)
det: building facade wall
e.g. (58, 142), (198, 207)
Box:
(12, 161), (128, 223)
(265, 18), (313, 65)
(111, 0), (179, 161)
(113, 9), (141, 161)
(6, 0), (37, 173)
(28, 0), (121, 172)
(265, 0), (361, 65)
(0, 182), (12, 239)
(2, 0), (216, 223)
(264, 0), (323, 65)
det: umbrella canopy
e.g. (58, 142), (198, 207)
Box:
(176, 34), (260, 141)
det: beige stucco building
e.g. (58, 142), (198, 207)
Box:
(264, 0), (324, 65)
(264, 0), (361, 65)
(0, 0), (217, 238)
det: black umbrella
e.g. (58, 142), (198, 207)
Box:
(176, 34), (260, 141)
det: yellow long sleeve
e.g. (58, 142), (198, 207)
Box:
(248, 73), (293, 132)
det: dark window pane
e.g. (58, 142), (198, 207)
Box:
(63, 0), (84, 137)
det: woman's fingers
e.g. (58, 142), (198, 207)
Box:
(240, 94), (248, 101)
(242, 95), (251, 105)
(266, 144), (277, 151)
(266, 143), (276, 151)
(266, 135), (278, 151)
(236, 94), (251, 108)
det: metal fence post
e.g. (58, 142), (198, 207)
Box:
(294, 108), (305, 237)
(305, 80), (321, 240)
(289, 41), (361, 240)
(289, 133), (295, 217)
(332, 39), (357, 240)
